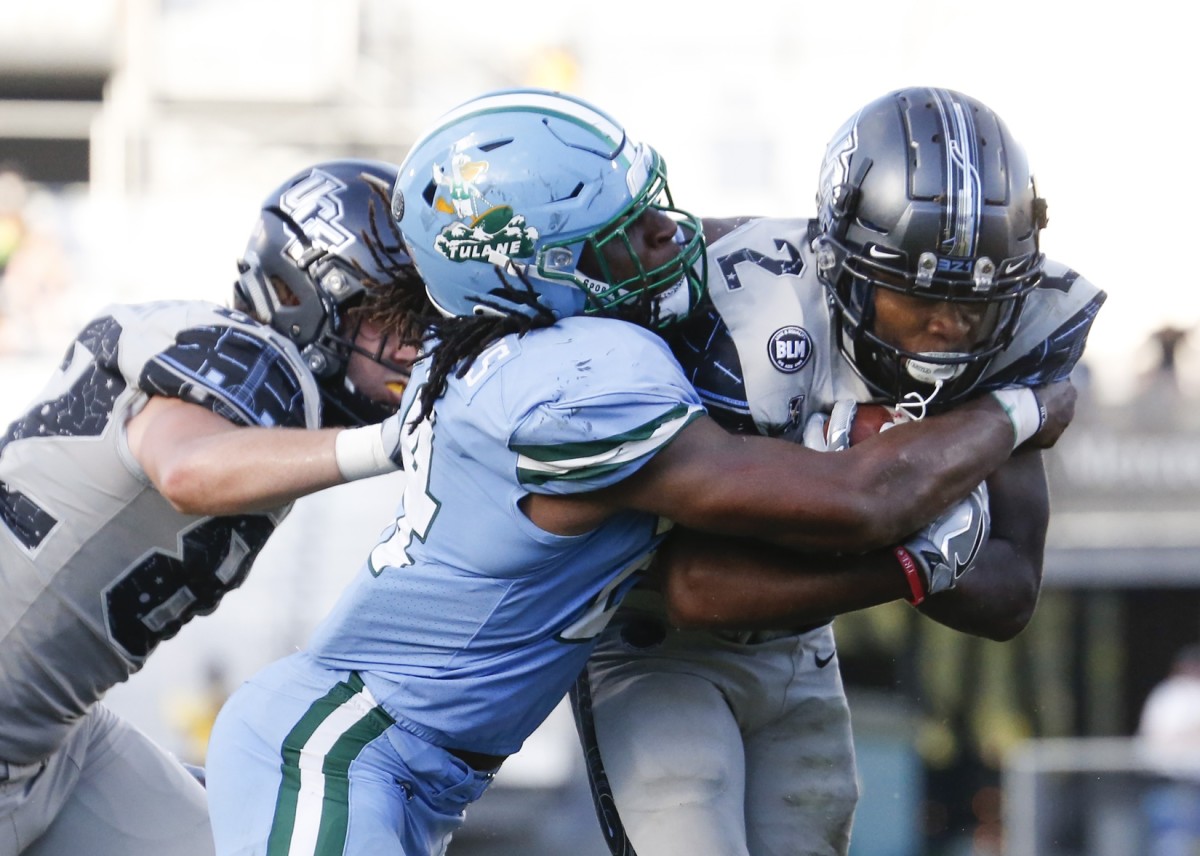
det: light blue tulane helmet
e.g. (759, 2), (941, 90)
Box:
(391, 88), (706, 326)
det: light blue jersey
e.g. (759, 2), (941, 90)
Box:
(307, 315), (704, 756)
(208, 317), (705, 855)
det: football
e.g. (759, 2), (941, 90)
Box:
(846, 404), (900, 446)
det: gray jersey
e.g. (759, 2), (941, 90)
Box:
(0, 300), (320, 764)
(703, 217), (868, 434)
(675, 217), (1105, 435)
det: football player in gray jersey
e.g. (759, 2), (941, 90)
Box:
(0, 159), (431, 856)
(573, 87), (1106, 856)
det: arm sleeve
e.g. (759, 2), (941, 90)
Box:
(114, 302), (321, 429)
(508, 325), (705, 495)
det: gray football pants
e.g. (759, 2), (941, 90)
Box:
(574, 598), (858, 856)
(0, 704), (212, 856)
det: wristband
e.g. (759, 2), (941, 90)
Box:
(334, 424), (400, 481)
(988, 387), (1045, 449)
(894, 546), (926, 606)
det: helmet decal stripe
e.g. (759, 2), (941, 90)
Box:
(409, 90), (630, 166)
(930, 88), (982, 258)
(816, 115), (860, 235)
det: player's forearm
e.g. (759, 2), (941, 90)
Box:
(615, 386), (1067, 555)
(131, 395), (403, 515)
(706, 397), (1015, 553)
(916, 540), (1041, 640)
(773, 385), (1068, 552)
(149, 427), (344, 515)
(660, 530), (909, 629)
(917, 451), (1049, 640)
(837, 397), (1023, 545)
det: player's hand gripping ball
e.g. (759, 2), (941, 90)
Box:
(802, 400), (908, 452)
(842, 403), (903, 446)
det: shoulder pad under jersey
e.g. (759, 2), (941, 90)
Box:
(980, 262), (1106, 390)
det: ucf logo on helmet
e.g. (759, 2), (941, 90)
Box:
(768, 326), (813, 373)
(278, 169), (356, 257)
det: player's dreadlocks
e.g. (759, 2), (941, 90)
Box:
(412, 266), (558, 429)
(342, 174), (436, 348)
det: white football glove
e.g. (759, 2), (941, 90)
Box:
(893, 481), (990, 605)
(801, 399), (858, 452)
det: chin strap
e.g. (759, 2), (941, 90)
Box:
(895, 379), (943, 422)
(896, 350), (967, 420)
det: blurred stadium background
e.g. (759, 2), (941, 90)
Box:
(1, 1), (1198, 854)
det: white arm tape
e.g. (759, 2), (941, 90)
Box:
(989, 387), (1045, 449)
(334, 424), (400, 481)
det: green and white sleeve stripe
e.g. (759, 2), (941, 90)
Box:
(267, 673), (394, 856)
(512, 403), (702, 487)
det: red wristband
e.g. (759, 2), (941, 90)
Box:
(894, 546), (926, 606)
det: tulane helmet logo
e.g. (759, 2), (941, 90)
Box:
(428, 147), (538, 269)
(434, 206), (539, 267)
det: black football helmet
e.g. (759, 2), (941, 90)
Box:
(814, 87), (1048, 408)
(234, 158), (428, 425)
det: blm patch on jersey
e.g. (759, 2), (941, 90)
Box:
(767, 325), (813, 373)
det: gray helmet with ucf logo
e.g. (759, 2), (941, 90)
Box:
(234, 158), (428, 424)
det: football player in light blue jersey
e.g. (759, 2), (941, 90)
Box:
(204, 89), (1076, 856)
(573, 88), (1107, 856)
(0, 160), (430, 856)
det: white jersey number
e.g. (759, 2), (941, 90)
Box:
(368, 398), (439, 573)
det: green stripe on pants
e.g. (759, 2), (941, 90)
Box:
(267, 673), (394, 855)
